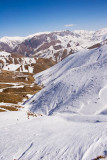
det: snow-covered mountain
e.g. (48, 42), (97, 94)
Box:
(0, 36), (25, 48)
(0, 30), (107, 160)
(0, 51), (55, 73)
(0, 51), (36, 73)
(25, 42), (107, 115)
(0, 28), (107, 62)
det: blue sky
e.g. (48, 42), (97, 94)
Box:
(0, 0), (107, 37)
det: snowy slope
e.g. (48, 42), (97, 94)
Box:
(25, 44), (107, 115)
(0, 51), (11, 57)
(3, 64), (21, 71)
(0, 36), (25, 48)
(0, 32), (50, 49)
(0, 111), (107, 160)
(0, 51), (36, 72)
(0, 42), (107, 160)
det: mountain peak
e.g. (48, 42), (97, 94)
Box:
(0, 28), (107, 62)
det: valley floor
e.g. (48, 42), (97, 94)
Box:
(0, 111), (107, 160)
(0, 71), (41, 112)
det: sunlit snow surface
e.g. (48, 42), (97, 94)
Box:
(0, 51), (36, 72)
(25, 45), (107, 116)
(0, 111), (107, 160)
(0, 44), (107, 160)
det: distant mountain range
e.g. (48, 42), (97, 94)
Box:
(0, 28), (107, 62)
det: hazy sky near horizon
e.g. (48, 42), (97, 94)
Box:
(0, 0), (107, 37)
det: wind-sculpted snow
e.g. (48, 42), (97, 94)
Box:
(25, 45), (107, 115)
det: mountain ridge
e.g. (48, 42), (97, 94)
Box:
(0, 28), (107, 62)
